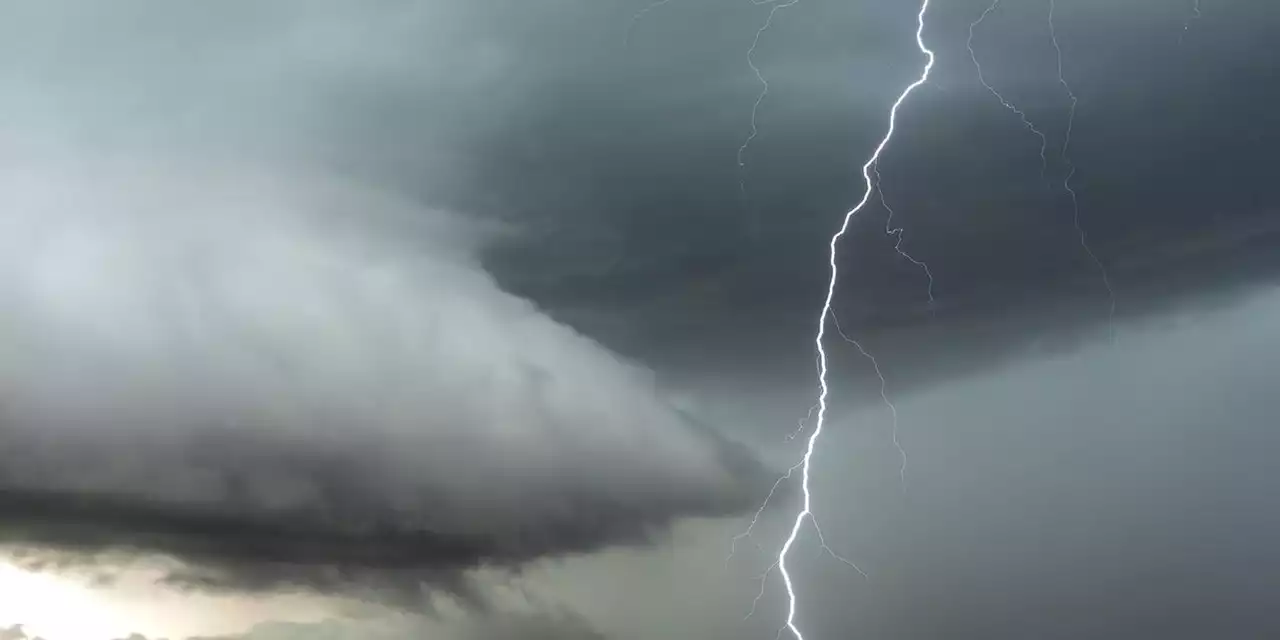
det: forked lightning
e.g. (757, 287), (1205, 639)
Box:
(628, 1), (1134, 637)
(739, 0), (802, 198)
(969, 0), (1116, 339)
(968, 0), (1050, 178)
(1048, 0), (1117, 339)
(774, 1), (934, 637)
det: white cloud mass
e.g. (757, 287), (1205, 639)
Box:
(0, 138), (767, 592)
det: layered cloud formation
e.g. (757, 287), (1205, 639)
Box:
(0, 145), (771, 597)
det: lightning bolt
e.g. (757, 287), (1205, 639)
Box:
(631, 0), (796, 195)
(830, 311), (906, 490)
(967, 0), (1050, 179)
(1048, 0), (1117, 340)
(739, 0), (801, 198)
(772, 1), (934, 637)
(968, 0), (1116, 340)
(874, 164), (935, 308)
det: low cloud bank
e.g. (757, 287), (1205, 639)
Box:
(0, 146), (773, 599)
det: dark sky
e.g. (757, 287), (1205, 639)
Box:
(1, 1), (1279, 639)
(466, 0), (1278, 348)
(358, 0), (1280, 391)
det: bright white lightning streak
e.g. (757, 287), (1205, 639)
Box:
(967, 0), (1050, 179)
(728, 428), (866, 624)
(1048, 0), (1117, 340)
(739, 0), (800, 197)
(773, 1), (933, 637)
(739, 510), (866, 623)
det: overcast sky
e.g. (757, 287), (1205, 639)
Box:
(0, 1), (1278, 639)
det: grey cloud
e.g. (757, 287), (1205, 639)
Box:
(0, 145), (777, 598)
(485, 284), (1280, 640)
(4, 1), (1273, 369)
(0, 0), (794, 601)
(747, 284), (1280, 640)
(0, 0), (1277, 637)
(479, 0), (1280, 368)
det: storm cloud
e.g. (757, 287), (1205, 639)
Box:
(1, 0), (1278, 638)
(0, 130), (773, 598)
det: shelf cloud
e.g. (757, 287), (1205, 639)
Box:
(0, 147), (774, 602)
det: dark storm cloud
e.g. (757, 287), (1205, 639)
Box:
(0, 148), (778, 599)
(509, 0), (1280, 427)
(471, 0), (1280, 371)
(1, 0), (1277, 634)
(0, 1), (790, 601)
(6, 0), (1271, 370)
